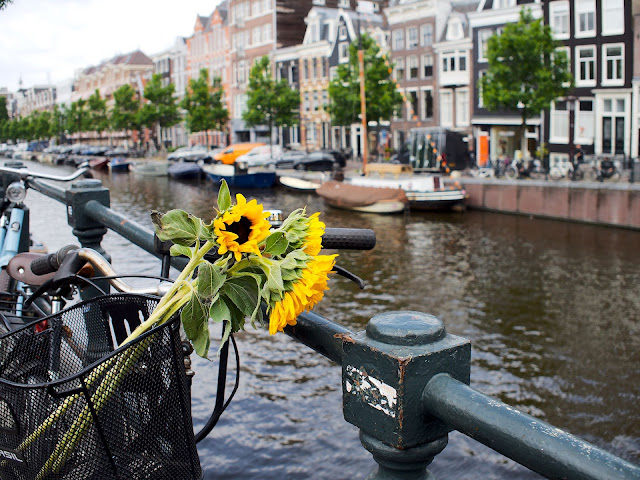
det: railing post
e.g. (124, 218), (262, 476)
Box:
(342, 311), (470, 479)
(66, 179), (110, 257)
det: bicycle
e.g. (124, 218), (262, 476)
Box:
(0, 160), (90, 332)
(0, 211), (375, 479)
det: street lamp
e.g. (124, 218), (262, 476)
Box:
(356, 1), (374, 172)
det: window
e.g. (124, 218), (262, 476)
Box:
(422, 89), (433, 119)
(575, 99), (594, 143)
(339, 42), (349, 62)
(478, 30), (492, 62)
(408, 91), (418, 120)
(493, 0), (515, 7)
(550, 100), (569, 141)
(253, 26), (262, 45)
(442, 51), (455, 72)
(575, 0), (595, 37)
(456, 89), (469, 127)
(313, 91), (319, 111)
(392, 29), (404, 51)
(338, 25), (347, 39)
(304, 92), (310, 112)
(322, 90), (328, 110)
(550, 1), (569, 39)
(576, 46), (595, 86)
(422, 54), (433, 78)
(477, 70), (486, 107)
(603, 44), (624, 84)
(264, 24), (272, 42)
(252, 0), (262, 16)
(395, 57), (405, 81)
(303, 59), (309, 80)
(602, 97), (626, 155)
(407, 27), (418, 49)
(421, 24), (433, 46)
(408, 56), (419, 79)
(602, 0), (624, 36)
(311, 58), (317, 79)
(322, 58), (328, 78)
(446, 18), (463, 41)
(440, 91), (452, 127)
(459, 53), (467, 71)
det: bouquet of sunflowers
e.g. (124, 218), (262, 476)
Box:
(22, 181), (337, 479)
(146, 179), (338, 356)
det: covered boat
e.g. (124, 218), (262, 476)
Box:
(202, 164), (276, 188)
(349, 174), (467, 211)
(316, 180), (408, 214)
(168, 161), (204, 180)
(130, 160), (170, 176)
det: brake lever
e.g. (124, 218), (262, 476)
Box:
(333, 265), (365, 289)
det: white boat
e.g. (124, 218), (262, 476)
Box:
(349, 174), (467, 211)
(130, 160), (170, 176)
(278, 176), (321, 192)
(316, 181), (408, 214)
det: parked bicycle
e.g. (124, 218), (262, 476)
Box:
(0, 160), (89, 332)
(588, 157), (622, 182)
(549, 161), (585, 181)
(505, 158), (545, 180)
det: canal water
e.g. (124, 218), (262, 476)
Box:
(23, 162), (639, 479)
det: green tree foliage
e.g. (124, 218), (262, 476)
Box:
(480, 8), (573, 132)
(138, 73), (180, 150)
(0, 97), (9, 123)
(50, 104), (68, 142)
(110, 84), (141, 136)
(328, 33), (403, 127)
(243, 56), (300, 145)
(181, 68), (229, 146)
(0, 0), (13, 11)
(31, 110), (52, 140)
(66, 99), (90, 137)
(88, 89), (109, 139)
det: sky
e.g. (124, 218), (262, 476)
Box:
(0, 0), (220, 91)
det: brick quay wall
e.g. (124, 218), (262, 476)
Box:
(459, 178), (640, 230)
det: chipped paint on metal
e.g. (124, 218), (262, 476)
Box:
(345, 365), (397, 417)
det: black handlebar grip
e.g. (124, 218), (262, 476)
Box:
(322, 228), (376, 250)
(30, 244), (79, 275)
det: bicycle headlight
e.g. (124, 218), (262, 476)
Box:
(5, 181), (26, 203)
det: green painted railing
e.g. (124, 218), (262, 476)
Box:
(28, 177), (640, 480)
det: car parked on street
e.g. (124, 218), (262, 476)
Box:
(235, 145), (282, 168)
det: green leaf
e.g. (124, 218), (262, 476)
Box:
(210, 296), (231, 324)
(151, 209), (200, 246)
(255, 257), (284, 293)
(263, 231), (289, 256)
(197, 262), (226, 299)
(218, 180), (231, 211)
(222, 277), (259, 317)
(181, 292), (210, 358)
(170, 244), (194, 258)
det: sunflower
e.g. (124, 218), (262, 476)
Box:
(214, 193), (272, 261)
(302, 212), (325, 256)
(268, 254), (337, 335)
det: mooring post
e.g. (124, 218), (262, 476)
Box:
(65, 178), (110, 257)
(342, 311), (470, 479)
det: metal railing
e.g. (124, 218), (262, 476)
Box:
(23, 177), (640, 480)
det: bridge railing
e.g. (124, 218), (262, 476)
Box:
(29, 177), (640, 480)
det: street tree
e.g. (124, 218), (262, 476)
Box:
(138, 73), (180, 151)
(31, 110), (52, 140)
(243, 55), (299, 147)
(0, 97), (8, 124)
(50, 104), (68, 143)
(111, 84), (141, 145)
(66, 99), (90, 139)
(88, 89), (109, 141)
(181, 68), (229, 147)
(328, 33), (403, 127)
(480, 7), (573, 153)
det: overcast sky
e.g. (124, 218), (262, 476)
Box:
(0, 0), (220, 91)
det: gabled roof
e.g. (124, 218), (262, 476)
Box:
(81, 50), (152, 75)
(439, 1), (480, 42)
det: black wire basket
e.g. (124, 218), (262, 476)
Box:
(0, 293), (202, 480)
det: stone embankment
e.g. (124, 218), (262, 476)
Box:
(460, 177), (640, 230)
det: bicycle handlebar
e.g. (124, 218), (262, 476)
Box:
(0, 161), (90, 182)
(322, 228), (376, 250)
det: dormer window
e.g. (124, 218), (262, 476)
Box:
(339, 25), (347, 40)
(446, 18), (463, 41)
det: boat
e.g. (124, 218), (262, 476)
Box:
(278, 176), (321, 192)
(109, 157), (131, 173)
(130, 160), (170, 176)
(316, 180), (408, 214)
(168, 161), (204, 180)
(89, 157), (109, 170)
(202, 164), (276, 188)
(349, 174), (467, 211)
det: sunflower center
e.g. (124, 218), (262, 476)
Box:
(228, 216), (252, 244)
